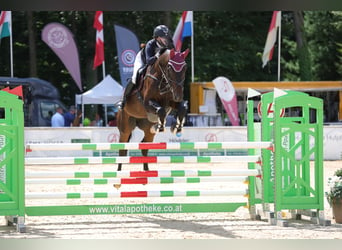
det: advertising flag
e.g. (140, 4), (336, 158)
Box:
(93, 11), (104, 69)
(173, 11), (193, 51)
(0, 11), (11, 40)
(262, 11), (281, 68)
(114, 24), (140, 87)
(213, 76), (240, 126)
(42, 22), (82, 91)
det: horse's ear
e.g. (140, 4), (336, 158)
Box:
(170, 48), (175, 58)
(182, 49), (190, 59)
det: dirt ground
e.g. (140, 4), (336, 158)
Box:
(1, 161), (342, 239)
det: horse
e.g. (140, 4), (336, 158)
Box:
(116, 48), (189, 171)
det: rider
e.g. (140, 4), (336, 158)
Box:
(121, 25), (175, 107)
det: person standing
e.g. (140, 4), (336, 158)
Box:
(64, 105), (76, 127)
(51, 106), (65, 127)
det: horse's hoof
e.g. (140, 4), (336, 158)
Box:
(150, 124), (164, 134)
(170, 126), (176, 134)
(170, 125), (183, 135)
(150, 126), (157, 134)
(113, 184), (121, 189)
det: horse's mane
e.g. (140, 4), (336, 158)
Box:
(157, 47), (168, 55)
(155, 47), (169, 66)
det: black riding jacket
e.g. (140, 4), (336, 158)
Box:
(144, 38), (175, 65)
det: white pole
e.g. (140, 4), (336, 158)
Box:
(191, 11), (194, 83)
(101, 13), (106, 125)
(277, 11), (282, 82)
(9, 11), (13, 77)
(81, 95), (84, 126)
(102, 61), (106, 79)
(102, 12), (106, 80)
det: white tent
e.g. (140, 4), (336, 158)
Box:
(75, 75), (123, 126)
(75, 74), (123, 105)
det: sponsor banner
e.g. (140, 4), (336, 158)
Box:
(114, 25), (140, 87)
(42, 22), (82, 91)
(213, 76), (240, 126)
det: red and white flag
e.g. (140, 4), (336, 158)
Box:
(262, 11), (281, 68)
(93, 11), (104, 69)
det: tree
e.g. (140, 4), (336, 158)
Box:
(293, 11), (312, 81)
(1, 11), (341, 122)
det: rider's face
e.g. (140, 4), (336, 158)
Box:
(157, 37), (168, 47)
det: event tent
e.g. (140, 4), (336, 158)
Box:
(75, 74), (123, 125)
(75, 74), (123, 105)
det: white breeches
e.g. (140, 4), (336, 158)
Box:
(132, 50), (143, 84)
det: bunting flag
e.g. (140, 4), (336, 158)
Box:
(262, 11), (281, 68)
(42, 22), (82, 91)
(213, 76), (240, 126)
(114, 24), (140, 87)
(0, 11), (11, 40)
(93, 11), (104, 69)
(1, 85), (23, 100)
(173, 11), (193, 51)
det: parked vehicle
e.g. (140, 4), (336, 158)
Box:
(0, 77), (67, 126)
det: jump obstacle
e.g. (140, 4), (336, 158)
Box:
(0, 88), (330, 233)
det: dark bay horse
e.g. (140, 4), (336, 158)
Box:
(116, 48), (189, 171)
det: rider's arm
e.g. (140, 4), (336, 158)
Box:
(145, 40), (158, 65)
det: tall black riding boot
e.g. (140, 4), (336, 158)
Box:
(121, 81), (134, 108)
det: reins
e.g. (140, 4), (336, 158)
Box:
(145, 52), (186, 96)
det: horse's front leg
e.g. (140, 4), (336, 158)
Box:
(144, 99), (166, 133)
(171, 100), (188, 135)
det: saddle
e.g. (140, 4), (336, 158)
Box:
(131, 65), (147, 95)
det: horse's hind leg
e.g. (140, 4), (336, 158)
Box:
(116, 109), (134, 171)
(145, 100), (166, 133)
(140, 123), (156, 171)
(117, 133), (131, 171)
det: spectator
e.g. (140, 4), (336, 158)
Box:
(51, 106), (64, 127)
(64, 105), (76, 127)
(108, 118), (117, 127)
(72, 109), (83, 127)
(166, 114), (176, 126)
(107, 112), (117, 127)
(83, 117), (91, 126)
(91, 113), (103, 127)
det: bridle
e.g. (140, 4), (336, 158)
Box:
(145, 51), (186, 96)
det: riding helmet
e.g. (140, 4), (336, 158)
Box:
(153, 25), (170, 38)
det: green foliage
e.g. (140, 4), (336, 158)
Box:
(305, 11), (342, 80)
(335, 169), (342, 178)
(326, 170), (342, 206)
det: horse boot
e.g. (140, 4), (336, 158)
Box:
(121, 81), (134, 108)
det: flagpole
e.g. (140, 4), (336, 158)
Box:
(191, 12), (194, 83)
(9, 11), (13, 77)
(277, 11), (281, 82)
(10, 28), (13, 77)
(101, 12), (106, 80)
(102, 61), (106, 79)
(101, 12), (106, 125)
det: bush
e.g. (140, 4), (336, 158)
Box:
(326, 169), (342, 206)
